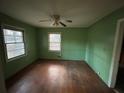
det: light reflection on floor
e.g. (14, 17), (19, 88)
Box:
(48, 65), (66, 84)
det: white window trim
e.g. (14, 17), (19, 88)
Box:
(1, 24), (27, 62)
(48, 32), (61, 52)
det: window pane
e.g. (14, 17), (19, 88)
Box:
(7, 51), (15, 59)
(49, 34), (61, 42)
(7, 49), (25, 59)
(49, 42), (60, 51)
(3, 28), (25, 60)
(49, 33), (61, 51)
(6, 43), (24, 51)
(15, 43), (24, 49)
(3, 29), (14, 36)
(49, 46), (60, 51)
(15, 31), (23, 36)
(4, 36), (15, 43)
(3, 29), (23, 43)
(14, 49), (25, 56)
(15, 36), (23, 42)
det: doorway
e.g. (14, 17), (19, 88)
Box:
(108, 19), (124, 88)
(115, 38), (124, 93)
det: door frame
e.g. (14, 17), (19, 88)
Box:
(108, 18), (124, 88)
(0, 58), (7, 93)
(0, 25), (7, 93)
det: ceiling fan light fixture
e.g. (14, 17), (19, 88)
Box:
(39, 14), (72, 27)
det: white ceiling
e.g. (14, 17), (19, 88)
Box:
(0, 0), (124, 27)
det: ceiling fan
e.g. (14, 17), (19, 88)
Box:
(39, 15), (72, 27)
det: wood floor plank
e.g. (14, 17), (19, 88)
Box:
(6, 60), (115, 93)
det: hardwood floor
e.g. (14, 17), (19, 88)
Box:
(6, 60), (115, 93)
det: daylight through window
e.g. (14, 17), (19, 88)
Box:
(3, 28), (25, 60)
(49, 33), (61, 51)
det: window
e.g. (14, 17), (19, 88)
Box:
(3, 28), (26, 61)
(49, 33), (61, 51)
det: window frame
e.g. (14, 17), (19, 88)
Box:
(48, 32), (61, 52)
(2, 24), (26, 62)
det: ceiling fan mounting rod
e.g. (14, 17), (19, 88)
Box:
(53, 15), (60, 20)
(39, 14), (72, 27)
(53, 15), (60, 26)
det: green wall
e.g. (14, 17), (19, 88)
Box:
(1, 6), (124, 86)
(0, 13), (38, 79)
(87, 6), (124, 84)
(37, 28), (88, 60)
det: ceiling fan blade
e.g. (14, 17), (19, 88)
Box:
(66, 20), (72, 23)
(59, 22), (67, 27)
(39, 19), (51, 22)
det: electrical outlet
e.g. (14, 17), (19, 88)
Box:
(98, 72), (100, 75)
(57, 55), (61, 57)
